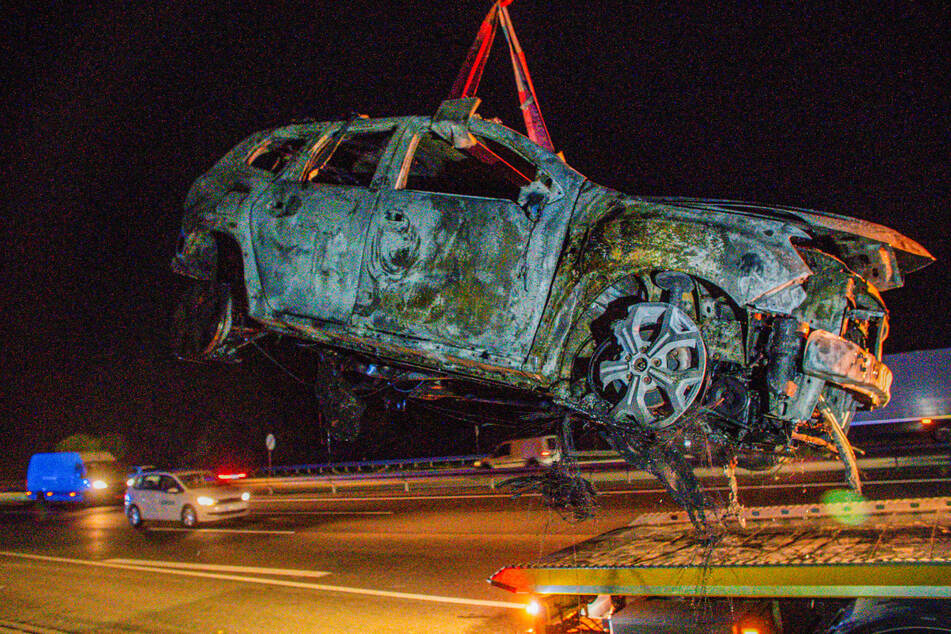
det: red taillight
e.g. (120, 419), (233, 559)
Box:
(217, 472), (247, 480)
(541, 451), (550, 457)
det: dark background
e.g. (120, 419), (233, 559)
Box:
(3, 2), (948, 478)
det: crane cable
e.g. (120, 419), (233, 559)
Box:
(448, 1), (555, 152)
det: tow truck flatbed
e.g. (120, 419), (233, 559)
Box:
(491, 497), (951, 632)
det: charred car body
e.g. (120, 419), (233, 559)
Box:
(172, 97), (932, 511)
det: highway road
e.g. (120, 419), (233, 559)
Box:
(1, 461), (949, 633)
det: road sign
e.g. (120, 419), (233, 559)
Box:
(265, 433), (276, 473)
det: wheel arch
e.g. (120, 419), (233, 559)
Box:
(533, 205), (811, 385)
(173, 229), (245, 277)
(172, 230), (249, 304)
(550, 268), (730, 386)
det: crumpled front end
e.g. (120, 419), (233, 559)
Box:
(676, 200), (932, 483)
(751, 244), (896, 440)
(546, 192), (932, 497)
(803, 329), (892, 407)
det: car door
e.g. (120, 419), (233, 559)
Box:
(134, 474), (162, 519)
(349, 120), (570, 367)
(154, 475), (183, 521)
(248, 122), (401, 324)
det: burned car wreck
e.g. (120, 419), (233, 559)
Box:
(172, 96), (932, 518)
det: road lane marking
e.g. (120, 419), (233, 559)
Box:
(104, 558), (330, 578)
(144, 527), (295, 535)
(264, 510), (393, 516)
(0, 551), (525, 610)
(0, 619), (69, 634)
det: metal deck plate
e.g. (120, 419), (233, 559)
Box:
(490, 497), (951, 598)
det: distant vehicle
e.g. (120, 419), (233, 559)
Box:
(214, 469), (248, 481)
(26, 451), (125, 504)
(125, 465), (158, 486)
(124, 470), (250, 528)
(213, 458), (250, 481)
(474, 435), (561, 469)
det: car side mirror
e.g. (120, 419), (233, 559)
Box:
(521, 191), (547, 221)
(518, 179), (557, 221)
(167, 487), (181, 494)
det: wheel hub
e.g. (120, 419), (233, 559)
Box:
(592, 302), (707, 430)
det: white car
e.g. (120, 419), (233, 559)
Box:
(124, 470), (250, 528)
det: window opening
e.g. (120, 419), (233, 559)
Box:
(247, 137), (306, 174)
(179, 472), (221, 489)
(306, 129), (393, 187)
(404, 131), (537, 203)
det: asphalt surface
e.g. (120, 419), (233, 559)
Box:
(1, 462), (949, 633)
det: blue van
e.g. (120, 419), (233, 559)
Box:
(26, 451), (123, 503)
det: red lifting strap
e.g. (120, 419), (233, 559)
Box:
(448, 2), (505, 100)
(448, 1), (555, 153)
(497, 4), (554, 152)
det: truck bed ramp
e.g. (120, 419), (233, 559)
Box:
(490, 497), (951, 599)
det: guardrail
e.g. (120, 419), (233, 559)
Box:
(241, 452), (951, 497)
(2, 454), (945, 504)
(251, 453), (486, 477)
(249, 450), (620, 478)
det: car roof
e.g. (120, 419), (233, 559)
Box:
(138, 469), (210, 478)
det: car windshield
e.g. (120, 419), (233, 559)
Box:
(177, 472), (224, 489)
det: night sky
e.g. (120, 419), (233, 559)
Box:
(4, 2), (949, 478)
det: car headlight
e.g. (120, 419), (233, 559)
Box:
(91, 480), (108, 490)
(241, 492), (250, 502)
(196, 496), (216, 506)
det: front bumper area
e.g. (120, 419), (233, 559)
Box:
(199, 503), (249, 522)
(802, 329), (893, 408)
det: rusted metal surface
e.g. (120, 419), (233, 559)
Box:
(171, 97), (934, 512)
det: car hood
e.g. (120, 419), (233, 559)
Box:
(642, 197), (934, 290)
(189, 486), (247, 498)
